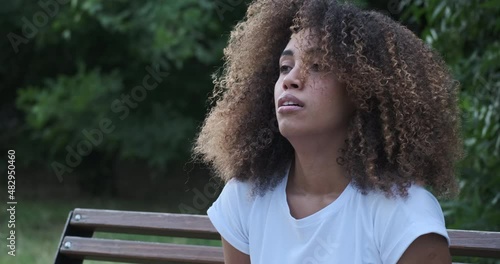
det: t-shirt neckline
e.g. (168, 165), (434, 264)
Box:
(278, 160), (355, 227)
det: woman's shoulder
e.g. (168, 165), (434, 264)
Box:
(360, 183), (442, 214)
(355, 183), (450, 263)
(224, 177), (252, 194)
(360, 184), (445, 231)
(222, 174), (286, 198)
(215, 177), (260, 208)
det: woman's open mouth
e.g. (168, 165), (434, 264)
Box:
(277, 94), (304, 114)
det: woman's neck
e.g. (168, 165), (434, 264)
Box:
(287, 132), (350, 196)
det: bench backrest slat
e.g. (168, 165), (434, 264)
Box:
(70, 208), (220, 240)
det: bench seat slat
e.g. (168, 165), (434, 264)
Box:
(60, 236), (224, 264)
(449, 230), (500, 258)
(70, 208), (220, 240)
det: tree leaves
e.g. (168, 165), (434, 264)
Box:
(403, 0), (500, 233)
(4, 0), (248, 178)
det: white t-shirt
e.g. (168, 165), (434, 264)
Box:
(207, 162), (450, 264)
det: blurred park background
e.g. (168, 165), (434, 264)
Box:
(0, 0), (498, 263)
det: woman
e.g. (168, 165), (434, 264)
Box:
(194, 0), (463, 263)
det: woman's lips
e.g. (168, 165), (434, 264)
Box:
(277, 105), (303, 114)
(277, 93), (305, 114)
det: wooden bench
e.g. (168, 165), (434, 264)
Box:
(54, 208), (500, 263)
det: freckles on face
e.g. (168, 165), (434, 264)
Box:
(274, 30), (354, 138)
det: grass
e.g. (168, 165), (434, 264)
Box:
(0, 197), (219, 264)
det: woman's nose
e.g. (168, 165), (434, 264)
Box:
(282, 67), (303, 90)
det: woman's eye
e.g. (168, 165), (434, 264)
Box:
(280, 65), (292, 73)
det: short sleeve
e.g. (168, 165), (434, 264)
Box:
(207, 179), (253, 254)
(374, 185), (450, 264)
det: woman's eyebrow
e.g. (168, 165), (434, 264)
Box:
(280, 49), (294, 58)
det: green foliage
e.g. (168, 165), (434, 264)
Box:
(402, 0), (500, 232)
(3, 0), (248, 175)
(16, 65), (123, 157)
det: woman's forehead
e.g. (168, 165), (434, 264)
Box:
(288, 29), (320, 51)
(284, 31), (321, 56)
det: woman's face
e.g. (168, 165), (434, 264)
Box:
(274, 30), (355, 140)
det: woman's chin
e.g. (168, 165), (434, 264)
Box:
(278, 126), (307, 140)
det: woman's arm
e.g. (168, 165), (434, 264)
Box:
(397, 233), (451, 264)
(222, 237), (251, 264)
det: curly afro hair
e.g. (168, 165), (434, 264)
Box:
(193, 0), (463, 198)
